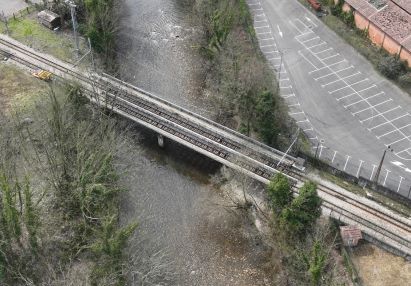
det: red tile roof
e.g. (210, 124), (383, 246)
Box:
(391, 0), (411, 14)
(345, 0), (378, 17)
(369, 1), (411, 43)
(344, 0), (411, 50)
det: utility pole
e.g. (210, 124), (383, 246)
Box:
(88, 37), (95, 71)
(1, 11), (9, 35)
(373, 146), (393, 185)
(66, 1), (80, 57)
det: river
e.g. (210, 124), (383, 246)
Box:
(116, 0), (272, 285)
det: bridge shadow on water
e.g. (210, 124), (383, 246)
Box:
(116, 114), (222, 183)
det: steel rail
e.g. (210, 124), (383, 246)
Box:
(1, 38), (410, 255)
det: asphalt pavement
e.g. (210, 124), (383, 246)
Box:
(246, 0), (411, 197)
(0, 0), (28, 17)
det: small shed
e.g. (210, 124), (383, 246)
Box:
(340, 225), (363, 247)
(37, 10), (60, 30)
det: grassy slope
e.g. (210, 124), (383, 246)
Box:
(1, 17), (86, 63)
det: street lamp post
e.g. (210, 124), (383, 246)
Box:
(66, 0), (80, 57)
(373, 146), (393, 185)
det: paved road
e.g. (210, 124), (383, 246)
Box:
(0, 0), (28, 17)
(247, 0), (411, 197)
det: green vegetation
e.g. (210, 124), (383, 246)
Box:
(79, 0), (118, 69)
(0, 70), (136, 284)
(43, 0), (119, 68)
(1, 17), (78, 62)
(266, 176), (345, 285)
(320, 0), (411, 94)
(280, 181), (322, 236)
(267, 173), (293, 214)
(194, 0), (295, 149)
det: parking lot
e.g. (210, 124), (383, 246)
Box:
(291, 18), (411, 163)
(287, 17), (411, 195)
(0, 0), (29, 17)
(249, 1), (318, 142)
(246, 0), (411, 196)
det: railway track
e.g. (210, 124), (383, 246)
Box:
(1, 35), (410, 257)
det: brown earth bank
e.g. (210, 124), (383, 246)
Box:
(350, 242), (411, 286)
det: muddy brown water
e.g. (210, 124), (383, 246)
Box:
(116, 0), (272, 285)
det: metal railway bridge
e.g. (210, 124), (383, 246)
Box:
(1, 34), (410, 259)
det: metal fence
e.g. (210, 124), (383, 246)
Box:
(302, 141), (411, 202)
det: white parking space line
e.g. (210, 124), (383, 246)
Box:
(320, 53), (339, 61)
(329, 85), (351, 94)
(385, 135), (411, 147)
(259, 37), (274, 41)
(345, 93), (386, 108)
(359, 106), (401, 123)
(331, 150), (337, 163)
(264, 50), (279, 54)
(289, 111), (305, 115)
(354, 84), (377, 94)
(260, 44), (276, 48)
(321, 72), (361, 87)
(301, 36), (320, 43)
(356, 160), (364, 177)
(267, 56), (281, 60)
(255, 19), (267, 23)
(282, 93), (296, 99)
(337, 92), (356, 101)
(349, 78), (369, 87)
(377, 123), (411, 138)
(396, 148), (411, 160)
(307, 42), (327, 49)
(343, 155), (351, 171)
(370, 113), (409, 131)
(312, 60), (348, 74)
(383, 169), (391, 186)
(255, 25), (269, 29)
(313, 48), (333, 55)
(293, 22), (411, 160)
(314, 72), (335, 80)
(397, 176), (403, 192)
(298, 50), (319, 70)
(288, 103), (301, 107)
(369, 164), (377, 180)
(347, 98), (391, 109)
(256, 31), (271, 35)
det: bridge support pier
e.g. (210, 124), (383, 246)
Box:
(157, 134), (165, 148)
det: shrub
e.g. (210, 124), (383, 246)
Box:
(280, 181), (321, 236)
(398, 73), (411, 88)
(377, 55), (407, 80)
(267, 173), (293, 213)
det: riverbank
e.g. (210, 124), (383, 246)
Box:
(0, 62), (135, 285)
(115, 0), (277, 284)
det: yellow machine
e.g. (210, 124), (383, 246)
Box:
(32, 70), (52, 81)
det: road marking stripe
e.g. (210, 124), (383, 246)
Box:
(359, 106), (401, 123)
(313, 48), (333, 55)
(371, 113), (409, 131)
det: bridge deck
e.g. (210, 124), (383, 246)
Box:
(1, 34), (410, 258)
